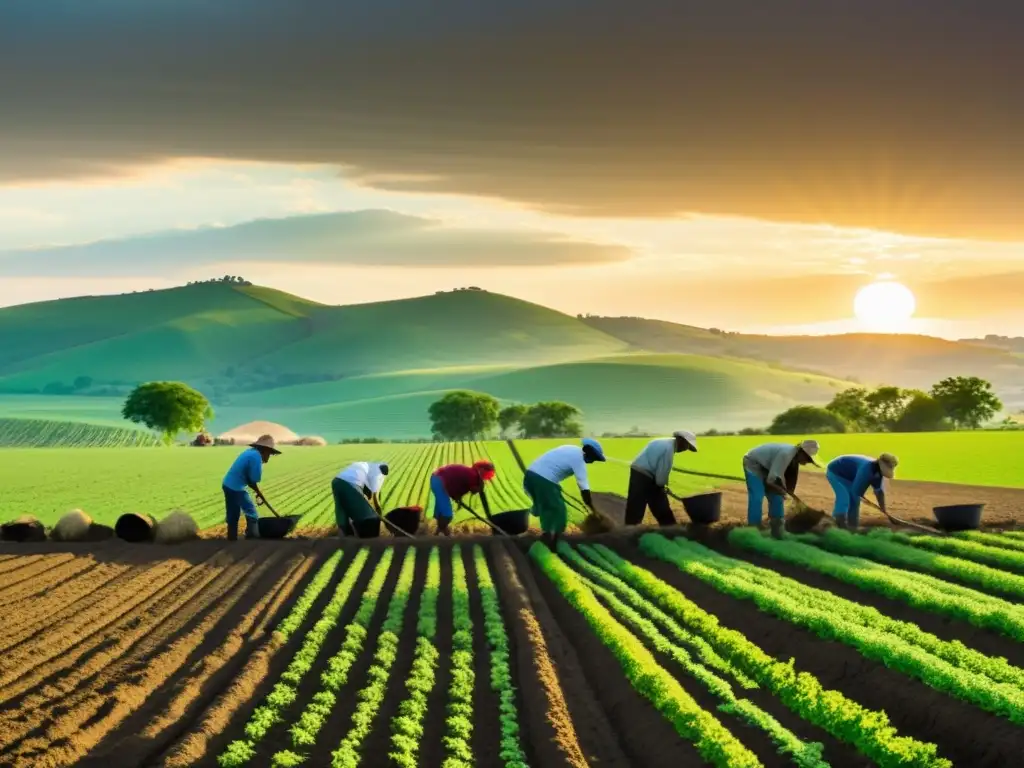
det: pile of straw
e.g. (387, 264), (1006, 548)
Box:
(51, 509), (93, 542)
(154, 510), (200, 544)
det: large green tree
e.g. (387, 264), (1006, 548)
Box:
(931, 376), (1002, 429)
(427, 391), (500, 440)
(825, 388), (871, 429)
(768, 405), (847, 435)
(894, 393), (951, 432)
(122, 382), (213, 445)
(864, 386), (914, 431)
(519, 401), (583, 438)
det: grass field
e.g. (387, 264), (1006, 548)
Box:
(2, 432), (1022, 527)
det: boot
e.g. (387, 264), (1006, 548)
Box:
(769, 518), (785, 540)
(244, 518), (260, 539)
(835, 516), (848, 530)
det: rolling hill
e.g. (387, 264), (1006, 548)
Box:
(0, 281), (1017, 440)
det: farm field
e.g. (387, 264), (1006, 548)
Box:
(2, 433), (1024, 529)
(4, 528), (1024, 767)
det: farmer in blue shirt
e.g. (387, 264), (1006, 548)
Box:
(826, 453), (898, 530)
(222, 434), (280, 540)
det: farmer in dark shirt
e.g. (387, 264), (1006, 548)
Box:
(430, 461), (496, 536)
(826, 453), (898, 530)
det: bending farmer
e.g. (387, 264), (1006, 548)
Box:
(524, 438), (606, 549)
(826, 453), (898, 530)
(626, 430), (698, 526)
(742, 439), (819, 538)
(333, 461), (389, 538)
(222, 434), (280, 540)
(430, 461), (496, 536)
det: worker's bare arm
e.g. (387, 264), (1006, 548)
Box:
(875, 490), (887, 513)
(479, 487), (492, 516)
(581, 489), (596, 510)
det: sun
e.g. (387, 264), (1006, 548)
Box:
(853, 281), (916, 329)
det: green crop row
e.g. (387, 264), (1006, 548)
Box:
(643, 535), (1024, 725)
(530, 542), (763, 768)
(805, 528), (1024, 600)
(218, 550), (364, 767)
(473, 545), (528, 768)
(442, 546), (475, 768)
(597, 540), (948, 767)
(729, 528), (1024, 641)
(390, 547), (442, 767)
(331, 548), (419, 768)
(0, 418), (160, 448)
(275, 551), (346, 639)
(286, 549), (396, 753)
(867, 529), (1024, 574)
(957, 530), (1024, 553)
(560, 543), (827, 767)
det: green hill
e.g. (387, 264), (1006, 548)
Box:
(1, 281), (1017, 440)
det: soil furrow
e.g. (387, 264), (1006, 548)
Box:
(491, 542), (594, 768)
(1, 551), (287, 767)
(0, 554), (76, 591)
(465, 545), (504, 767)
(0, 557), (98, 610)
(417, 544), (453, 768)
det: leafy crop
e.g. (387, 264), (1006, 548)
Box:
(957, 530), (1024, 553)
(442, 546), (475, 768)
(473, 545), (528, 768)
(594, 540), (950, 767)
(331, 547), (418, 768)
(531, 542), (762, 767)
(728, 528), (1024, 641)
(218, 550), (365, 767)
(390, 547), (441, 767)
(0, 418), (159, 448)
(642, 534), (1024, 725)
(869, 529), (1024, 574)
(559, 542), (827, 767)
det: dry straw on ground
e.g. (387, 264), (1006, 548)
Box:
(154, 510), (200, 544)
(50, 509), (93, 541)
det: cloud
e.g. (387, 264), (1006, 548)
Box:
(0, 209), (631, 277)
(2, 1), (1023, 240)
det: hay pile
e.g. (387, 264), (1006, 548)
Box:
(51, 509), (93, 542)
(1, 515), (46, 542)
(218, 420), (299, 445)
(154, 510), (200, 544)
(288, 436), (327, 446)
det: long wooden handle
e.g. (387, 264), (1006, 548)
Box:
(859, 495), (945, 536)
(457, 499), (509, 537)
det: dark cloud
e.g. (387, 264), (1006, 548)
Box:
(0, 209), (630, 277)
(2, 1), (1024, 239)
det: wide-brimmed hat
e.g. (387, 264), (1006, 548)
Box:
(673, 430), (698, 452)
(249, 434), (281, 455)
(878, 453), (898, 479)
(798, 439), (820, 466)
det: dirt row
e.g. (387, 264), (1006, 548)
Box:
(1, 530), (1023, 767)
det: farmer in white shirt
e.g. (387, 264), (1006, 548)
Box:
(332, 461), (389, 538)
(626, 430), (698, 526)
(524, 438), (606, 548)
(742, 440), (820, 538)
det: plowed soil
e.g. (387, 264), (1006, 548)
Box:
(1, 530), (1022, 767)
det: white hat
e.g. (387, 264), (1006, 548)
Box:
(878, 453), (898, 479)
(673, 430), (698, 451)
(799, 439), (820, 465)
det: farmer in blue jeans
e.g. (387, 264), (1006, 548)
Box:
(742, 440), (820, 538)
(222, 434), (280, 540)
(826, 453), (898, 530)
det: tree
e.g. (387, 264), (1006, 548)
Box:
(825, 388), (870, 430)
(768, 405), (847, 435)
(519, 401), (583, 438)
(122, 382), (214, 445)
(427, 391), (500, 441)
(864, 386), (913, 431)
(894, 394), (952, 432)
(498, 404), (527, 437)
(73, 375), (93, 391)
(931, 376), (1003, 429)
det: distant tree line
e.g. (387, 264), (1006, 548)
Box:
(768, 376), (1003, 435)
(426, 391), (584, 441)
(186, 275), (252, 286)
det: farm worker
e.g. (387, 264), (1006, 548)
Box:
(430, 461), (496, 536)
(222, 434), (280, 541)
(742, 439), (820, 538)
(524, 438), (606, 548)
(626, 430), (698, 526)
(333, 462), (390, 538)
(826, 453), (898, 530)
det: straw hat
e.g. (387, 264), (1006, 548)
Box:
(673, 430), (698, 451)
(249, 434), (281, 455)
(878, 453), (899, 479)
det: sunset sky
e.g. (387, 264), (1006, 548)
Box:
(2, 1), (1023, 338)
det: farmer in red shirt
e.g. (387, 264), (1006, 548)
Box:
(431, 460), (496, 536)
